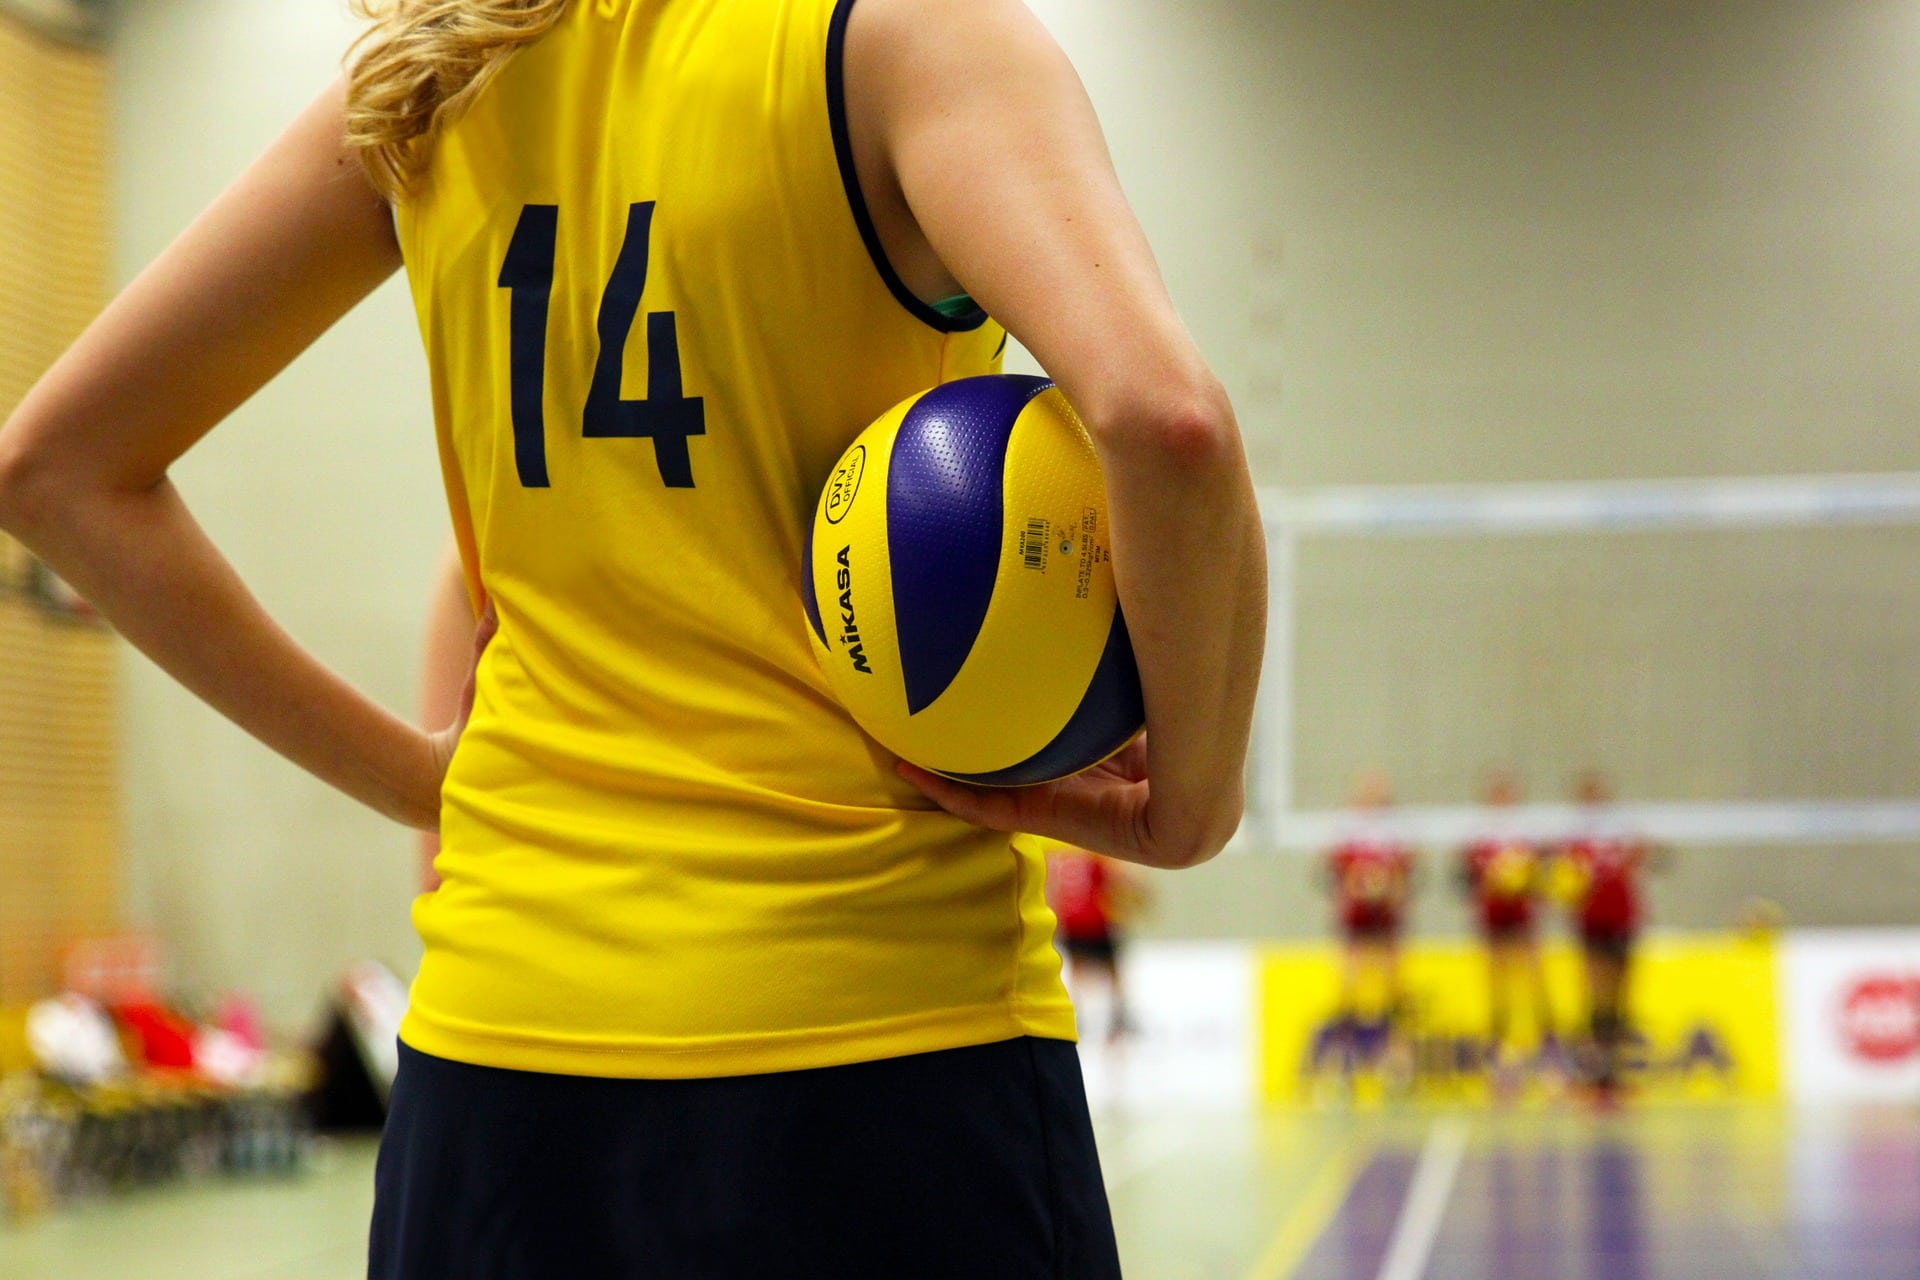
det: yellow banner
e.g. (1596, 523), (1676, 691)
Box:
(1259, 934), (1780, 1104)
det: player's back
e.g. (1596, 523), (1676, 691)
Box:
(393, 0), (1072, 1079)
(1564, 836), (1642, 928)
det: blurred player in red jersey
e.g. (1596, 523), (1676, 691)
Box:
(1046, 844), (1146, 1044)
(1323, 771), (1416, 1050)
(1458, 770), (1553, 1067)
(1556, 770), (1668, 1094)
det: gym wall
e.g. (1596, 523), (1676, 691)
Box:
(1031, 0), (1920, 939)
(95, 0), (1920, 1024)
(108, 0), (440, 1029)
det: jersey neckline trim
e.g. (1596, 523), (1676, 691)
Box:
(825, 0), (990, 335)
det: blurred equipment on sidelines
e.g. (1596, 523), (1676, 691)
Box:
(1, 934), (314, 1223)
(306, 960), (407, 1132)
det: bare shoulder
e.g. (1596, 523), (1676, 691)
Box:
(843, 0), (1073, 103)
(838, 0), (1082, 308)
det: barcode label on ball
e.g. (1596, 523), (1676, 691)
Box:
(1020, 519), (1051, 572)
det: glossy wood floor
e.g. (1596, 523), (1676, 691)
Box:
(4, 1103), (1917, 1279)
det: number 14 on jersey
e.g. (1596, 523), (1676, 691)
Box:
(498, 202), (706, 489)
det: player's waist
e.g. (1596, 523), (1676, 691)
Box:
(428, 768), (1039, 960)
(397, 990), (1078, 1080)
(405, 846), (1073, 1077)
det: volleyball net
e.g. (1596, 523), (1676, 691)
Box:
(1247, 471), (1920, 852)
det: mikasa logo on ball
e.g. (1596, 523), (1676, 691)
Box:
(834, 546), (872, 674)
(824, 446), (865, 525)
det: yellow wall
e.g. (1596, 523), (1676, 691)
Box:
(95, 0), (1920, 1020)
(0, 14), (117, 1005)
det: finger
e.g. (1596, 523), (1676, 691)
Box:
(457, 600), (497, 725)
(472, 598), (499, 656)
(1106, 731), (1148, 782)
(896, 762), (1021, 830)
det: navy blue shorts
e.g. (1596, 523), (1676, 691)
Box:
(369, 1036), (1121, 1279)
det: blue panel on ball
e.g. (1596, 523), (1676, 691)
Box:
(888, 375), (1053, 715)
(943, 607), (1145, 787)
(800, 516), (827, 647)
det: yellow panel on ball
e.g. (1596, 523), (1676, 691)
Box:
(809, 393), (906, 707)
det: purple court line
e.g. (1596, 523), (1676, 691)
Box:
(1292, 1147), (1419, 1280)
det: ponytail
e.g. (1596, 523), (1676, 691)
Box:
(344, 0), (571, 200)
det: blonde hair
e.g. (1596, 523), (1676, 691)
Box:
(345, 0), (571, 200)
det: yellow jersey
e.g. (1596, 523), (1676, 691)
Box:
(392, 0), (1074, 1078)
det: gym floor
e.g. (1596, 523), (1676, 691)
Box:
(5, 1103), (1917, 1280)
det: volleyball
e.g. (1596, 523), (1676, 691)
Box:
(802, 375), (1144, 785)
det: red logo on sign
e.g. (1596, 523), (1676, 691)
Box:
(1839, 977), (1920, 1064)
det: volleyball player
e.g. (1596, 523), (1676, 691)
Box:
(1457, 770), (1552, 1077)
(1046, 842), (1146, 1045)
(1558, 771), (1666, 1097)
(1322, 771), (1416, 1080)
(0, 0), (1266, 1274)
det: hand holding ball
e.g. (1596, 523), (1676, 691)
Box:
(803, 376), (1144, 785)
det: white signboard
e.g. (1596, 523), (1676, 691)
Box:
(1068, 941), (1255, 1110)
(1784, 931), (1920, 1102)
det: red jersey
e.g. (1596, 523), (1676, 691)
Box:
(1461, 838), (1541, 934)
(1048, 850), (1113, 941)
(1329, 839), (1412, 935)
(1560, 836), (1645, 935)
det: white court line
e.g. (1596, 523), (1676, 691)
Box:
(1376, 1118), (1471, 1280)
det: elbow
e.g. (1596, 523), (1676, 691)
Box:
(1081, 374), (1238, 471)
(0, 432), (60, 539)
(0, 420), (126, 541)
(1155, 843), (1219, 872)
(1153, 791), (1244, 871)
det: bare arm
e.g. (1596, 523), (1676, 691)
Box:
(851, 0), (1267, 868)
(0, 80), (455, 828)
(417, 540), (479, 887)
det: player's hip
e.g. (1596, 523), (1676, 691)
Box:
(370, 1035), (1121, 1279)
